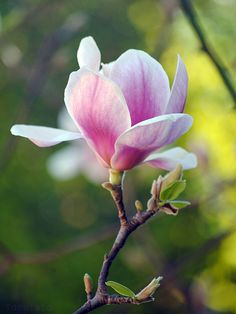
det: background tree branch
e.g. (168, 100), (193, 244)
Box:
(180, 0), (236, 104)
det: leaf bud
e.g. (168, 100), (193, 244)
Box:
(84, 273), (93, 295)
(135, 276), (163, 302)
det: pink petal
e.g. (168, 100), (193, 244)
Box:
(10, 125), (82, 147)
(164, 55), (188, 114)
(64, 68), (131, 166)
(108, 49), (170, 125)
(77, 36), (101, 71)
(144, 147), (197, 170)
(111, 114), (193, 170)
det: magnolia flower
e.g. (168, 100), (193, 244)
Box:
(11, 36), (197, 174)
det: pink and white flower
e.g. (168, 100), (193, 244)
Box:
(11, 36), (197, 172)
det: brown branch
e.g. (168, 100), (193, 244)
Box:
(180, 0), (236, 104)
(73, 171), (236, 313)
(73, 180), (160, 314)
(102, 182), (128, 226)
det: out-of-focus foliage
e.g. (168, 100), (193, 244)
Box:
(0, 0), (235, 313)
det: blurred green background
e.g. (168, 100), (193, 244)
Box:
(0, 0), (236, 313)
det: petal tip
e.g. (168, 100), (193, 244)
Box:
(10, 125), (16, 135)
(10, 124), (23, 136)
(77, 36), (101, 71)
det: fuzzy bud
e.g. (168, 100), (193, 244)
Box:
(135, 200), (143, 212)
(161, 164), (183, 192)
(84, 273), (93, 295)
(135, 276), (163, 302)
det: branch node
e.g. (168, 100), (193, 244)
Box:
(101, 182), (114, 191)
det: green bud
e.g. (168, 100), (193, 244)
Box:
(161, 164), (183, 192)
(135, 200), (143, 212)
(135, 276), (163, 302)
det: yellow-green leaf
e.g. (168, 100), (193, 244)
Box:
(106, 281), (135, 298)
(160, 180), (186, 201)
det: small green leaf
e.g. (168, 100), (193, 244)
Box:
(106, 281), (135, 298)
(169, 200), (191, 209)
(160, 180), (186, 201)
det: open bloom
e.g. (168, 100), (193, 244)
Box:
(11, 36), (197, 172)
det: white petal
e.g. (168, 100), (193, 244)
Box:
(77, 36), (101, 71)
(145, 147), (197, 170)
(101, 61), (115, 77)
(165, 55), (188, 114)
(11, 124), (82, 147)
(47, 144), (85, 180)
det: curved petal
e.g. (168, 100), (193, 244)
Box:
(111, 114), (193, 170)
(164, 55), (188, 114)
(77, 36), (101, 71)
(109, 49), (170, 125)
(144, 147), (197, 170)
(10, 124), (82, 147)
(64, 68), (131, 166)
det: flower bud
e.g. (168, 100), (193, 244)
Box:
(84, 273), (93, 295)
(135, 200), (143, 212)
(135, 276), (163, 302)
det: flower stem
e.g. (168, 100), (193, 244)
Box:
(109, 169), (124, 186)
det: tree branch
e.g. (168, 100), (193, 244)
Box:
(180, 0), (236, 104)
(102, 183), (128, 226)
(73, 180), (160, 314)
